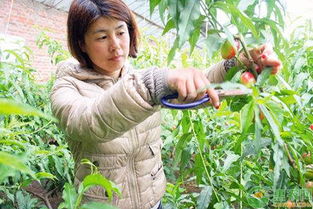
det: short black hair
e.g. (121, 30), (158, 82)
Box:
(67, 0), (139, 68)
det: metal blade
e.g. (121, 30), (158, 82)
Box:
(216, 89), (253, 97)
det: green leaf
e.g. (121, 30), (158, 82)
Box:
(194, 117), (206, 150)
(59, 183), (78, 209)
(82, 173), (121, 201)
(0, 98), (57, 121)
(272, 143), (284, 188)
(229, 4), (258, 37)
(246, 195), (268, 208)
(158, 0), (168, 24)
(150, 0), (161, 16)
(4, 49), (25, 66)
(175, 133), (193, 164)
(189, 15), (205, 54)
(259, 104), (283, 145)
(0, 139), (25, 149)
(225, 66), (241, 81)
(53, 155), (64, 177)
(162, 18), (175, 35)
(222, 151), (240, 172)
(240, 100), (254, 134)
(0, 151), (35, 178)
(256, 67), (272, 87)
(80, 202), (118, 209)
(214, 2), (258, 37)
(258, 19), (284, 44)
(16, 191), (39, 209)
(238, 0), (256, 11)
(266, 0), (275, 18)
(194, 153), (204, 184)
(197, 186), (213, 209)
(242, 137), (271, 158)
(36, 172), (57, 180)
(179, 149), (191, 171)
(167, 38), (179, 64)
(168, 0), (182, 28)
(0, 164), (16, 182)
(177, 0), (201, 47)
(253, 106), (263, 152)
(205, 33), (223, 58)
(214, 201), (231, 209)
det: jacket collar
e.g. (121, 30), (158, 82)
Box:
(56, 58), (132, 82)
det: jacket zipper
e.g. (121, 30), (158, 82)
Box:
(128, 129), (140, 209)
(113, 75), (140, 208)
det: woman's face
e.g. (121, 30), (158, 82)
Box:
(82, 17), (130, 77)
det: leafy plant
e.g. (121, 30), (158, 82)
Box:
(147, 0), (313, 208)
(58, 160), (119, 209)
(36, 30), (70, 65)
(150, 0), (286, 63)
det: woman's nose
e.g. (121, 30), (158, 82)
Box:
(110, 36), (119, 51)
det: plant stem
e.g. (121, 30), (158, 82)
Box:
(188, 111), (220, 202)
(24, 186), (53, 209)
(235, 55), (245, 68)
(240, 143), (243, 209)
(28, 120), (53, 135)
(200, 1), (224, 30)
(284, 143), (297, 169)
(237, 34), (258, 78)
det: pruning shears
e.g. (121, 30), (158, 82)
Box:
(161, 89), (252, 109)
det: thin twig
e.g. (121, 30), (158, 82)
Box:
(284, 143), (297, 169)
(237, 35), (258, 78)
(188, 111), (220, 202)
(24, 188), (53, 209)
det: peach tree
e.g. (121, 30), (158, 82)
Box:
(149, 0), (313, 208)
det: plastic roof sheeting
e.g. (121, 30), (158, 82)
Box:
(34, 0), (167, 36)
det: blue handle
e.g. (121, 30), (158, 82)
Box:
(161, 93), (210, 109)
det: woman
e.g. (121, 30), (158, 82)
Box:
(50, 0), (282, 208)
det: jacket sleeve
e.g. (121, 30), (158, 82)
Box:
(51, 66), (161, 143)
(205, 60), (228, 83)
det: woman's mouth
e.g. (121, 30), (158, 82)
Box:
(109, 55), (123, 62)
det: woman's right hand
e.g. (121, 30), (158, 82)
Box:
(167, 68), (220, 109)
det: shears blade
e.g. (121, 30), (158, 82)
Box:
(216, 89), (252, 97)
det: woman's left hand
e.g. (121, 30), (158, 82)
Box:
(239, 44), (282, 75)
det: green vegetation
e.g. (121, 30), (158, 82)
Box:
(0, 0), (313, 208)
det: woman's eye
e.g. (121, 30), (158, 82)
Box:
(99, 36), (107, 40)
(118, 32), (124, 36)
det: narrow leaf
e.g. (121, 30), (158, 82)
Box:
(259, 104), (283, 145)
(238, 0), (255, 11)
(0, 98), (57, 121)
(240, 100), (254, 134)
(197, 186), (213, 209)
(175, 133), (193, 164)
(167, 38), (179, 64)
(272, 143), (284, 188)
(256, 67), (272, 87)
(0, 151), (35, 178)
(177, 0), (201, 47)
(80, 202), (118, 209)
(150, 0), (161, 16)
(60, 183), (78, 209)
(162, 18), (175, 35)
(36, 172), (57, 180)
(158, 0), (168, 24)
(222, 151), (240, 172)
(82, 173), (121, 201)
